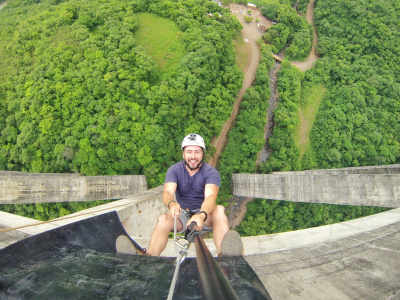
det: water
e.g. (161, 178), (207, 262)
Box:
(1, 245), (176, 299)
(0, 212), (271, 299)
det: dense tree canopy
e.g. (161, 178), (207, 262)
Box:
(237, 198), (387, 236)
(253, 0), (400, 173)
(307, 0), (400, 168)
(258, 61), (302, 173)
(262, 1), (313, 60)
(0, 0), (243, 188)
(0, 0), (397, 231)
(219, 0), (396, 235)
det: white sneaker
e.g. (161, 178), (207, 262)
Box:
(115, 235), (149, 256)
(220, 230), (244, 257)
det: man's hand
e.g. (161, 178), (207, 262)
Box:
(187, 213), (204, 231)
(169, 202), (181, 219)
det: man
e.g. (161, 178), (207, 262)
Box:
(146, 133), (242, 257)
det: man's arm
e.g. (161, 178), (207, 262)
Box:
(189, 183), (219, 229)
(163, 182), (180, 218)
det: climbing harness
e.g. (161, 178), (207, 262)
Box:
(167, 215), (240, 299)
(167, 215), (194, 300)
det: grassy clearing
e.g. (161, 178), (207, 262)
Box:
(233, 36), (251, 74)
(295, 84), (327, 161)
(133, 13), (186, 76)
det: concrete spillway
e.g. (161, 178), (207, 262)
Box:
(1, 165), (400, 298)
(0, 212), (271, 299)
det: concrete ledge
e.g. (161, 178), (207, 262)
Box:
(0, 185), (166, 245)
(245, 211), (400, 299)
(50, 185), (166, 238)
(1, 167), (399, 299)
(0, 225), (29, 250)
(241, 208), (400, 256)
(0, 212), (46, 249)
(278, 164), (400, 175)
(232, 169), (400, 208)
(154, 208), (400, 258)
(0, 171), (148, 204)
(0, 211), (59, 235)
(2, 196), (399, 260)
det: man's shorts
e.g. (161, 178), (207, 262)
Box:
(178, 209), (212, 233)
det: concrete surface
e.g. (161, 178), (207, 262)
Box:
(0, 185), (166, 239)
(245, 212), (400, 299)
(0, 171), (147, 204)
(232, 165), (400, 208)
(163, 208), (397, 299)
(2, 208), (399, 299)
(0, 224), (29, 250)
(1, 166), (400, 299)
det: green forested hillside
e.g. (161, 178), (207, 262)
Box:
(220, 0), (397, 235)
(261, 0), (313, 60)
(0, 0), (398, 231)
(256, 0), (400, 173)
(309, 0), (400, 168)
(0, 0), (244, 220)
(0, 0), (242, 188)
(218, 43), (274, 201)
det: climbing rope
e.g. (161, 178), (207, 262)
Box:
(167, 215), (191, 300)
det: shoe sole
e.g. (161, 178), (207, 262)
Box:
(220, 230), (244, 257)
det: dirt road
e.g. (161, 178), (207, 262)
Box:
(208, 5), (275, 227)
(211, 3), (319, 227)
(291, 0), (319, 71)
(208, 4), (271, 167)
(209, 2), (319, 168)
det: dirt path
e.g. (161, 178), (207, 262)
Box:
(226, 197), (254, 230)
(0, 1), (7, 10)
(209, 1), (319, 167)
(291, 0), (319, 71)
(209, 3), (319, 227)
(208, 5), (274, 228)
(208, 4), (271, 167)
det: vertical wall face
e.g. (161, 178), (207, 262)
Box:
(0, 171), (148, 204)
(0, 186), (166, 242)
(232, 165), (400, 208)
(117, 186), (167, 238)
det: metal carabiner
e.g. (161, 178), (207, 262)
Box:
(174, 236), (190, 265)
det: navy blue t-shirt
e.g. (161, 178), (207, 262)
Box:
(165, 161), (221, 210)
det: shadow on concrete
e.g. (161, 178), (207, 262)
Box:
(0, 211), (270, 299)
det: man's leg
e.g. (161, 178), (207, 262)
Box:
(206, 205), (230, 254)
(147, 213), (183, 256)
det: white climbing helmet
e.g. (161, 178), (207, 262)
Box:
(181, 133), (206, 149)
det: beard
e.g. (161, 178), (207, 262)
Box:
(185, 158), (203, 171)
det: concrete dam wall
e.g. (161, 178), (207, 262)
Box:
(232, 165), (400, 208)
(0, 171), (148, 204)
(1, 165), (400, 299)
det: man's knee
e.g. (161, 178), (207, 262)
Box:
(210, 205), (228, 221)
(156, 213), (172, 228)
(156, 213), (180, 231)
(214, 205), (226, 216)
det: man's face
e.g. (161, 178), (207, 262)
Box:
(183, 145), (204, 171)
